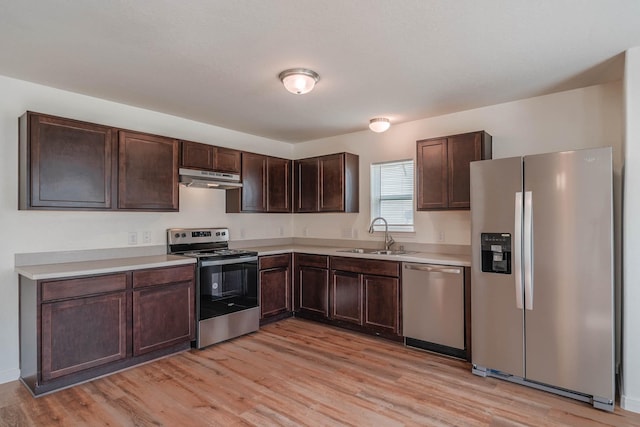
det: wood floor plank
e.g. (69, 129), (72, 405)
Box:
(1, 318), (639, 426)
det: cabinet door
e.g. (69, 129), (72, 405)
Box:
(294, 158), (319, 212)
(260, 266), (291, 319)
(298, 266), (329, 317)
(22, 113), (115, 210)
(133, 281), (195, 356)
(241, 152), (267, 212)
(118, 131), (179, 210)
(363, 275), (400, 335)
(416, 138), (448, 210)
(447, 132), (483, 209)
(267, 157), (292, 212)
(213, 146), (242, 174)
(181, 140), (213, 170)
(41, 292), (128, 381)
(319, 154), (345, 212)
(331, 270), (363, 325)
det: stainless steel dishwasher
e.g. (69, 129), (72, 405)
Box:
(402, 262), (466, 359)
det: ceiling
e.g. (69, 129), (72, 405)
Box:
(1, 1), (640, 143)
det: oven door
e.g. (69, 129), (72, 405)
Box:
(198, 257), (258, 320)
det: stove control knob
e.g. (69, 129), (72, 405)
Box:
(181, 233), (186, 237)
(174, 233), (180, 238)
(222, 231), (226, 236)
(216, 232), (220, 236)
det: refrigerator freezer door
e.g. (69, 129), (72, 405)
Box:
(523, 148), (614, 402)
(471, 156), (525, 377)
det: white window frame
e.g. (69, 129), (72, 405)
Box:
(370, 159), (415, 233)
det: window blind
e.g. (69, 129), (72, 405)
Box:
(371, 160), (414, 230)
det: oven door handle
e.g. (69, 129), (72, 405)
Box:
(199, 256), (258, 267)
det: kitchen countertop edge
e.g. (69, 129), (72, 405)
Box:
(244, 245), (471, 267)
(15, 255), (196, 281)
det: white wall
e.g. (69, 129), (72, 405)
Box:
(0, 75), (294, 383)
(293, 82), (623, 249)
(622, 47), (640, 412)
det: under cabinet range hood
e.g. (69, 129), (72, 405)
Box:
(179, 168), (242, 189)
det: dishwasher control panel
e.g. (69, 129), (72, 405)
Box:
(481, 233), (511, 274)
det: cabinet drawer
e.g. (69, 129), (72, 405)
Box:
(41, 273), (128, 302)
(259, 253), (291, 270)
(296, 253), (329, 269)
(331, 256), (400, 277)
(133, 265), (195, 289)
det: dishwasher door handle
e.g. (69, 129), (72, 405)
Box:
(403, 264), (462, 275)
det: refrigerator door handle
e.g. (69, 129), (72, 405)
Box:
(514, 192), (524, 309)
(523, 191), (534, 310)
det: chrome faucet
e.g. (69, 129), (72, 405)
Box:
(368, 217), (394, 251)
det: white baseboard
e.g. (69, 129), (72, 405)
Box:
(621, 394), (640, 414)
(0, 367), (20, 385)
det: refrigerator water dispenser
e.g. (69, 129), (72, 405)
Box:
(481, 233), (511, 274)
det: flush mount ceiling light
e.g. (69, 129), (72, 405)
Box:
(278, 68), (320, 95)
(369, 118), (391, 133)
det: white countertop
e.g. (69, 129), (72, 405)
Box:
(15, 245), (468, 281)
(15, 255), (196, 280)
(240, 244), (471, 267)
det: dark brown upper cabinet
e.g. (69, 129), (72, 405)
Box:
(180, 140), (241, 174)
(416, 131), (492, 210)
(267, 156), (292, 212)
(294, 157), (319, 212)
(118, 131), (179, 211)
(20, 112), (180, 212)
(19, 112), (117, 210)
(226, 152), (292, 213)
(294, 152), (359, 213)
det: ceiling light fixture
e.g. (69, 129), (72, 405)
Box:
(369, 118), (391, 133)
(279, 68), (320, 95)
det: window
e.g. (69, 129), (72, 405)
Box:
(370, 160), (414, 232)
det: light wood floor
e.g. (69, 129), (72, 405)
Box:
(1, 318), (639, 426)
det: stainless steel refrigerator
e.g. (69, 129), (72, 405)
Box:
(470, 147), (614, 411)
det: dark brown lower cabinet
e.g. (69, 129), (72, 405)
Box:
(132, 265), (195, 355)
(133, 281), (194, 356)
(41, 291), (128, 381)
(331, 270), (362, 325)
(329, 257), (401, 340)
(363, 275), (400, 335)
(299, 267), (330, 317)
(294, 254), (330, 319)
(19, 264), (195, 395)
(294, 255), (401, 341)
(259, 254), (292, 324)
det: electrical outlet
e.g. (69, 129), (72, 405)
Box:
(437, 231), (445, 242)
(128, 232), (138, 245)
(142, 231), (151, 244)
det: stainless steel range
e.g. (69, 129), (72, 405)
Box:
(167, 228), (258, 349)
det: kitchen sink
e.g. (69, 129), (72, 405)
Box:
(368, 250), (415, 255)
(336, 248), (415, 256)
(336, 248), (367, 253)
